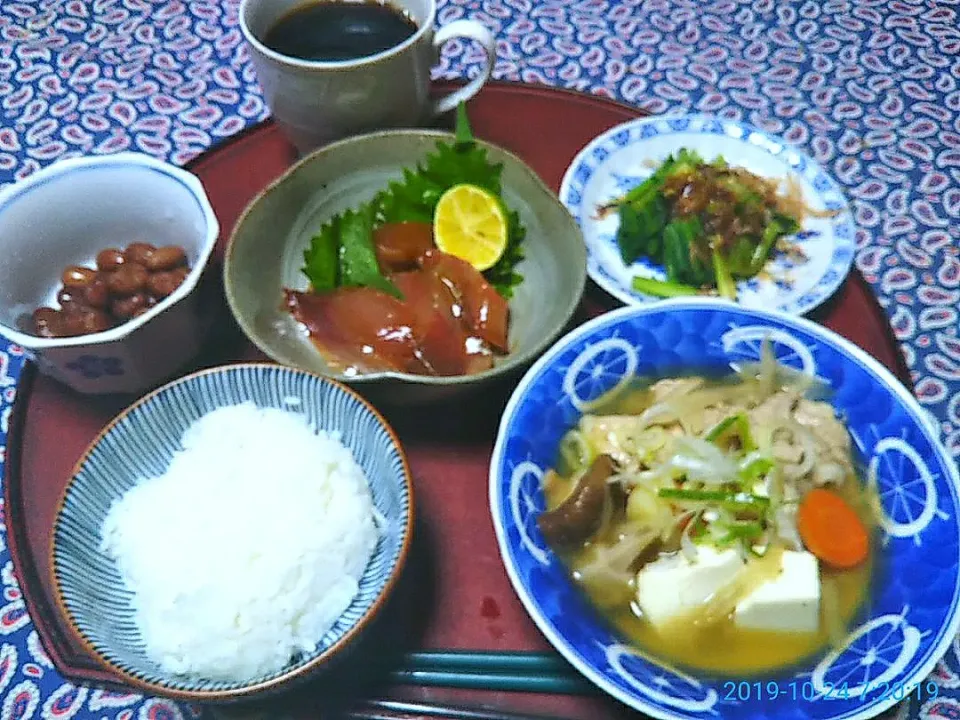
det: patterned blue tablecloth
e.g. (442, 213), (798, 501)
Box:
(0, 1), (958, 718)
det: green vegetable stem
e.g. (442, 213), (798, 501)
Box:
(749, 213), (800, 274)
(704, 412), (754, 449)
(711, 246), (737, 300)
(630, 276), (701, 298)
(657, 486), (771, 512)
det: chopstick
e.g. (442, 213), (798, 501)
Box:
(388, 670), (593, 695)
(401, 650), (570, 674)
(348, 699), (579, 720)
(388, 650), (596, 695)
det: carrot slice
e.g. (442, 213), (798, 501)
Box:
(797, 488), (869, 569)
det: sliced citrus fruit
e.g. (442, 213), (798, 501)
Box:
(433, 183), (508, 271)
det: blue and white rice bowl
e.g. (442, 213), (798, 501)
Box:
(50, 363), (414, 701)
(489, 299), (959, 720)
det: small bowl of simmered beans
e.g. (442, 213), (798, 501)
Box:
(0, 152), (220, 395)
(34, 243), (192, 339)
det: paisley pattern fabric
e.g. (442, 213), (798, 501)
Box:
(0, 0), (957, 717)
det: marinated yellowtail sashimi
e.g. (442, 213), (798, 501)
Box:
(284, 245), (509, 377)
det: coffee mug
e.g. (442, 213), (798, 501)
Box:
(239, 0), (497, 153)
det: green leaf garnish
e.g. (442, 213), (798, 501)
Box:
(301, 204), (402, 299)
(302, 221), (339, 292)
(300, 102), (526, 299)
(338, 204), (403, 299)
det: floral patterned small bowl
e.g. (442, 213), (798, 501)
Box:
(0, 152), (220, 395)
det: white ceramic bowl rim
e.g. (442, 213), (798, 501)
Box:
(0, 152), (220, 350)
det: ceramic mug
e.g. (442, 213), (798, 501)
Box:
(239, 0), (497, 153)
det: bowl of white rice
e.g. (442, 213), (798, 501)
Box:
(49, 363), (413, 701)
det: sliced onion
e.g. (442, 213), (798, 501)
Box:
(608, 468), (670, 488)
(774, 504), (803, 551)
(758, 338), (778, 395)
(576, 527), (661, 584)
(606, 471), (638, 486)
(735, 539), (751, 563)
(766, 465), (785, 507)
(630, 427), (669, 459)
(665, 508), (696, 543)
(666, 435), (741, 484)
(679, 510), (702, 563)
(739, 355), (829, 401)
(639, 385), (748, 429)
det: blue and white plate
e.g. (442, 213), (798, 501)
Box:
(558, 114), (857, 315)
(51, 363), (414, 701)
(490, 299), (959, 720)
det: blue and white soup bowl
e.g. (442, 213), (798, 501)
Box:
(0, 152), (220, 395)
(490, 299), (960, 720)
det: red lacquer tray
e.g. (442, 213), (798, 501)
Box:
(4, 81), (911, 718)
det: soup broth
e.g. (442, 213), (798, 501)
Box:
(539, 362), (878, 676)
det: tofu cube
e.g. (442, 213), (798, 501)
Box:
(635, 546), (742, 626)
(734, 550), (820, 633)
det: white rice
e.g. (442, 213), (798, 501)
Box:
(99, 401), (381, 683)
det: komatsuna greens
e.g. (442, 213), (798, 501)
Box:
(606, 149), (805, 301)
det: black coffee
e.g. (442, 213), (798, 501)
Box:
(263, 1), (418, 62)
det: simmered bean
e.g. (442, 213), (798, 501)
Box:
(33, 307), (62, 338)
(144, 245), (187, 272)
(56, 288), (83, 313)
(62, 266), (97, 289)
(96, 248), (126, 271)
(84, 276), (110, 309)
(35, 242), (191, 338)
(79, 308), (113, 334)
(61, 308), (112, 336)
(111, 292), (148, 320)
(106, 263), (149, 296)
(124, 242), (157, 265)
(147, 266), (188, 298)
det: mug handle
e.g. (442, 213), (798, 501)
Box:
(430, 20), (497, 117)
